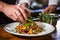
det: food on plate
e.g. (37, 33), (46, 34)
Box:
(15, 16), (44, 34)
(15, 22), (44, 34)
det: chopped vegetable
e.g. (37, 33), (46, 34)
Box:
(15, 16), (44, 34)
(20, 29), (23, 33)
(15, 22), (44, 34)
(28, 29), (33, 34)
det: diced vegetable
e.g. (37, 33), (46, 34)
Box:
(20, 29), (23, 33)
(28, 29), (33, 34)
(22, 26), (26, 30)
(15, 16), (44, 34)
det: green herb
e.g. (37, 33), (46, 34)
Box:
(39, 13), (51, 24)
(27, 16), (34, 23)
(24, 22), (31, 27)
(25, 16), (34, 27)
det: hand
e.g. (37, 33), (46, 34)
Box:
(1, 3), (31, 23)
(42, 5), (57, 13)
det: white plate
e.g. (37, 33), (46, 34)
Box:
(4, 21), (55, 37)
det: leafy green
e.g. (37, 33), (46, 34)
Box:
(39, 13), (51, 24)
(27, 16), (34, 23)
(24, 16), (34, 27)
(24, 22), (31, 27)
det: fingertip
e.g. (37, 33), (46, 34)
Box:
(25, 16), (28, 21)
(21, 20), (26, 23)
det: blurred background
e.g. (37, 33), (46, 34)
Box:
(30, 0), (60, 19)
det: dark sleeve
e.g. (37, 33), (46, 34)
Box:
(0, 0), (16, 4)
(0, 12), (14, 24)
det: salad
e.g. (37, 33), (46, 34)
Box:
(15, 16), (44, 34)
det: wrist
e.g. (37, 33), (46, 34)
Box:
(49, 5), (57, 8)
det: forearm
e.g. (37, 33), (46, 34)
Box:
(48, 0), (58, 6)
